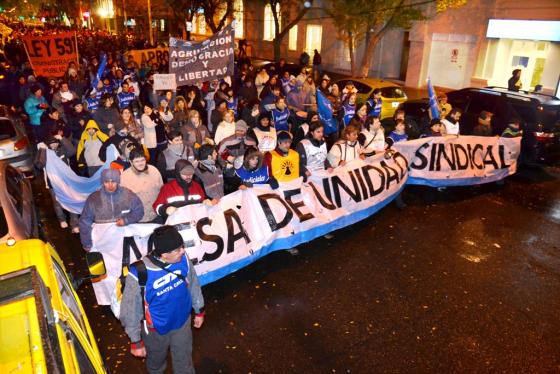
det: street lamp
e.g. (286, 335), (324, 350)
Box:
(97, 0), (114, 32)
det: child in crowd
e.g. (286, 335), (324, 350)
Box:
(76, 119), (108, 176)
(421, 118), (443, 138)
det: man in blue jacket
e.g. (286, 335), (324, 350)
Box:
(120, 225), (205, 374)
(23, 85), (49, 141)
(79, 168), (144, 251)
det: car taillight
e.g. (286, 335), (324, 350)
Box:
(14, 137), (29, 151)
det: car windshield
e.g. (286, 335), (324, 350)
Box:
(380, 87), (407, 99)
(0, 118), (16, 141)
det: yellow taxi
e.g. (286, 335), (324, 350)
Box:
(0, 239), (106, 373)
(334, 78), (408, 119)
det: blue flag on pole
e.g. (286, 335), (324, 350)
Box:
(316, 89), (338, 135)
(427, 77), (440, 120)
(91, 54), (107, 91)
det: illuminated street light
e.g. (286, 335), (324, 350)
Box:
(97, 0), (115, 31)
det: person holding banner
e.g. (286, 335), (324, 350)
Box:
(264, 131), (300, 182)
(153, 160), (209, 218)
(359, 116), (386, 157)
(79, 169), (144, 252)
(228, 147), (278, 191)
(297, 121), (331, 180)
(327, 122), (364, 168)
(420, 119), (443, 138)
(441, 108), (462, 136)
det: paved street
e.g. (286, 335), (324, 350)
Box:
(35, 165), (560, 373)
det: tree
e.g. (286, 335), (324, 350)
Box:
(164, 0), (202, 39)
(325, 0), (466, 77)
(200, 0), (235, 33)
(253, 0), (313, 62)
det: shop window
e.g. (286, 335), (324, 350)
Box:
(289, 25), (298, 51)
(264, 3), (280, 41)
(511, 55), (529, 68)
(305, 25), (322, 55)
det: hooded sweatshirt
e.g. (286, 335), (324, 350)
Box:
(77, 120), (109, 167)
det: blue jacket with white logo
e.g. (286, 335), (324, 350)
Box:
(271, 108), (290, 132)
(235, 165), (271, 185)
(121, 254), (205, 342)
(366, 97), (382, 117)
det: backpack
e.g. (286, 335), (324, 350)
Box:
(110, 237), (148, 319)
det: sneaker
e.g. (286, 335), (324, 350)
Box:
(324, 233), (334, 240)
(71, 227), (80, 234)
(287, 248), (300, 256)
(60, 221), (68, 229)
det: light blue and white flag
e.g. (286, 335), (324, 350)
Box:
(45, 145), (119, 214)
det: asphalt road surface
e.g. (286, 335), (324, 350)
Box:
(34, 165), (560, 373)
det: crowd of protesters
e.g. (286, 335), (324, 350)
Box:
(1, 20), (525, 373)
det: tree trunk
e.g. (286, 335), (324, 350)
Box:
(273, 38), (282, 62)
(348, 32), (356, 77)
(358, 31), (378, 78)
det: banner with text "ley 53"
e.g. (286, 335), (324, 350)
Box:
(23, 32), (77, 77)
(169, 23), (235, 86)
(393, 136), (521, 187)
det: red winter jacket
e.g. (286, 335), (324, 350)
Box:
(153, 179), (206, 216)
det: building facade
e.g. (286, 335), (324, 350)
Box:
(243, 0), (560, 94)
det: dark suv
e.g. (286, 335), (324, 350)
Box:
(399, 87), (560, 163)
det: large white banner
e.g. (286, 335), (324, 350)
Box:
(89, 152), (408, 303)
(393, 136), (521, 186)
(73, 136), (521, 304)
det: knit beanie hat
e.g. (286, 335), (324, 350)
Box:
(101, 168), (120, 183)
(175, 159), (195, 176)
(235, 119), (248, 132)
(150, 226), (184, 255)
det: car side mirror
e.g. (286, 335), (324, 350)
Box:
(86, 252), (106, 277)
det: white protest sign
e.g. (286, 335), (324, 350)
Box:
(153, 73), (177, 91)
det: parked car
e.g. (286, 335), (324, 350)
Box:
(0, 106), (33, 172)
(0, 239), (107, 373)
(0, 161), (38, 244)
(333, 78), (408, 119)
(398, 87), (560, 163)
